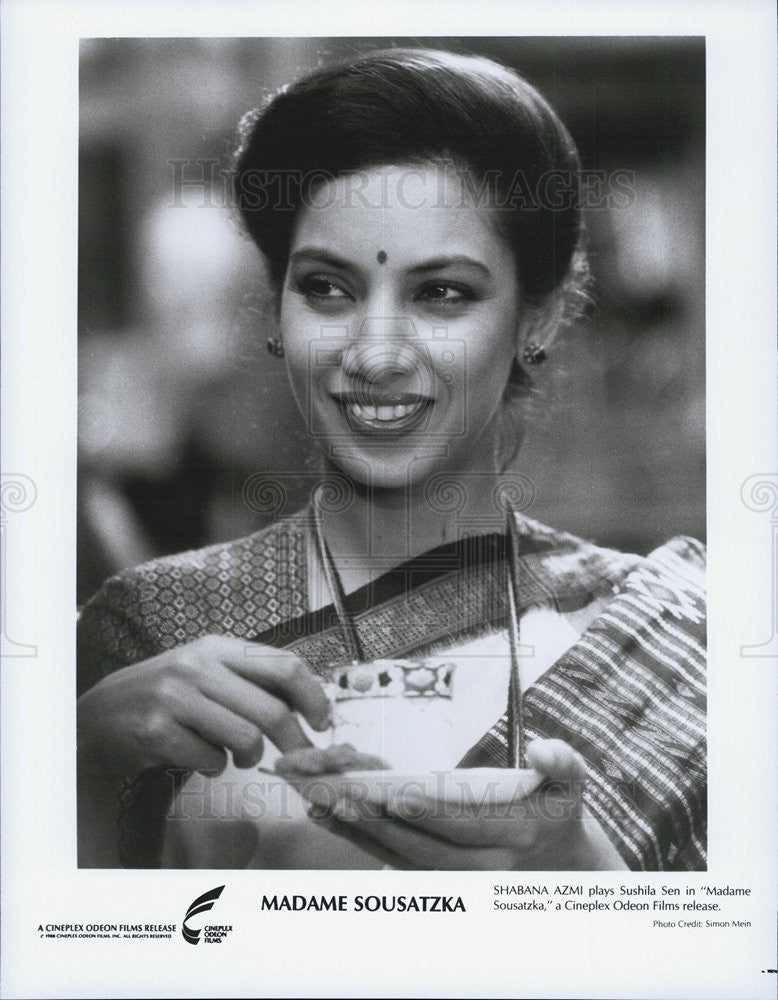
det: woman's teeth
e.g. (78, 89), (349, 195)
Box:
(349, 402), (423, 422)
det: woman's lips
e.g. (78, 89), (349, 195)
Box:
(332, 394), (433, 433)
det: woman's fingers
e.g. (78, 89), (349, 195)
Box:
(323, 806), (515, 870)
(275, 744), (390, 776)
(159, 721), (229, 775)
(191, 672), (314, 756)
(316, 739), (590, 864)
(306, 807), (414, 869)
(202, 637), (331, 732)
(380, 795), (546, 848)
(525, 738), (587, 783)
(78, 635), (331, 778)
(156, 636), (330, 756)
(173, 688), (266, 768)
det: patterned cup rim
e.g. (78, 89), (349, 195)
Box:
(325, 658), (456, 701)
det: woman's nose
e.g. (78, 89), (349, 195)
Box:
(341, 315), (420, 384)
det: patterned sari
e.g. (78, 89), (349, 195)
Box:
(77, 509), (707, 870)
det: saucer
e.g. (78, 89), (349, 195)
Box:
(282, 767), (544, 811)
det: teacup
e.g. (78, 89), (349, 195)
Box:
(319, 658), (457, 772)
(308, 636), (513, 773)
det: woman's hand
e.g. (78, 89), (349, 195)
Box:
(296, 739), (627, 871)
(77, 635), (331, 781)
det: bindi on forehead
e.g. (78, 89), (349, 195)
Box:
(376, 250), (387, 264)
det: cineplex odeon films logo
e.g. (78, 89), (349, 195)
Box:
(182, 885), (233, 945)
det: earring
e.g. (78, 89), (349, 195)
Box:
(266, 337), (285, 358)
(522, 342), (547, 365)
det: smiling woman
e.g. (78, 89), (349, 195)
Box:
(76, 47), (706, 872)
(280, 164), (522, 504)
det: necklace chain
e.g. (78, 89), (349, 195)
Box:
(311, 490), (365, 663)
(310, 485), (526, 767)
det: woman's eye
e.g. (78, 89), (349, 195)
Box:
(297, 275), (350, 300)
(417, 282), (475, 306)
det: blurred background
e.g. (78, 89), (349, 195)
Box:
(78, 36), (705, 604)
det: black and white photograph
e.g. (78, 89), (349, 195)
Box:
(75, 35), (708, 872)
(1, 2), (776, 998)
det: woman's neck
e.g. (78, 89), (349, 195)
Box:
(314, 461), (508, 595)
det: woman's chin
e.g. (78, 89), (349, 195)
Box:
(321, 453), (431, 493)
(317, 429), (496, 495)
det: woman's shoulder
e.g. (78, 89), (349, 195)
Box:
(642, 534), (706, 581)
(618, 534), (706, 624)
(517, 511), (704, 571)
(104, 507), (311, 590)
(513, 512), (638, 598)
(514, 512), (706, 619)
(77, 509), (313, 680)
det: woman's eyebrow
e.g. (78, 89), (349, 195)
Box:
(289, 248), (492, 279)
(289, 247), (359, 272)
(407, 255), (491, 277)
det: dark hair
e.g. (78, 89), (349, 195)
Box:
(232, 48), (589, 469)
(232, 47), (585, 305)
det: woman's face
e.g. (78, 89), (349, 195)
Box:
(279, 163), (523, 491)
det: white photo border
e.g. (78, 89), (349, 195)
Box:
(1, 2), (776, 998)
